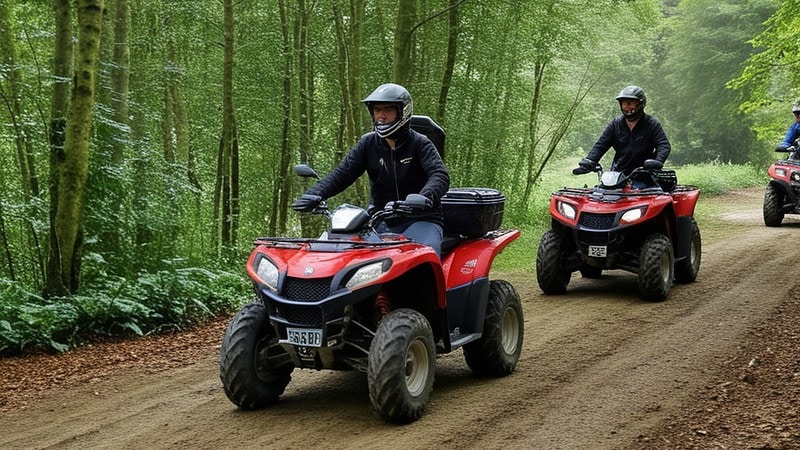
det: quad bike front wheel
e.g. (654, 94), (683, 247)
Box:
(367, 308), (435, 424)
(536, 230), (572, 294)
(219, 302), (293, 409)
(638, 233), (674, 302)
(464, 280), (523, 376)
(763, 184), (785, 227)
(675, 218), (701, 283)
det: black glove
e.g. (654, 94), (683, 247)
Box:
(573, 158), (596, 175)
(386, 194), (432, 214)
(291, 193), (323, 212)
(643, 159), (663, 170)
(578, 158), (595, 170)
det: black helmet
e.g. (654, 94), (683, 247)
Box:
(362, 83), (413, 138)
(792, 98), (800, 114)
(616, 85), (646, 121)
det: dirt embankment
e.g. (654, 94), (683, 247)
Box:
(1, 187), (798, 449)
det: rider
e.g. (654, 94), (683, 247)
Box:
(291, 83), (450, 257)
(776, 99), (800, 154)
(578, 85), (671, 183)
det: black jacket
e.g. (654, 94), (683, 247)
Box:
(307, 128), (450, 226)
(587, 113), (671, 174)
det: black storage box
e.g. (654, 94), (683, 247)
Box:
(441, 188), (505, 237)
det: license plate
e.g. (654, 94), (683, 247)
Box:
(286, 328), (323, 347)
(588, 245), (607, 257)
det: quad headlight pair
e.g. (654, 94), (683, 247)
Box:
(253, 256), (389, 292)
(556, 201), (646, 225)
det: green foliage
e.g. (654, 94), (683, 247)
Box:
(0, 268), (250, 357)
(674, 161), (765, 195)
(656, 0), (776, 164)
(726, 0), (799, 154)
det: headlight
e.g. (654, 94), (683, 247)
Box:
(792, 172), (800, 182)
(345, 260), (390, 290)
(557, 201), (577, 220)
(253, 257), (279, 291)
(776, 168), (787, 177)
(620, 207), (646, 224)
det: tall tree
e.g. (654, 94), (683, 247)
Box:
(392, 0), (415, 86)
(0, 0), (44, 282)
(213, 0), (239, 251)
(660, 0), (774, 164)
(46, 0), (105, 296)
(728, 0), (796, 145)
(268, 0), (293, 236)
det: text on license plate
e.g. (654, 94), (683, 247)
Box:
(286, 328), (323, 347)
(588, 245), (607, 257)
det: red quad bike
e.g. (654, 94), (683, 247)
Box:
(219, 121), (522, 424)
(536, 160), (702, 301)
(763, 139), (800, 227)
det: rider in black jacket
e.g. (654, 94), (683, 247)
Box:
(293, 83), (450, 256)
(579, 85), (671, 176)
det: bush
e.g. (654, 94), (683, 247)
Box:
(0, 268), (250, 357)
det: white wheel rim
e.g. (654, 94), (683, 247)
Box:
(405, 338), (430, 397)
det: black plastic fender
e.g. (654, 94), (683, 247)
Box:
(769, 178), (798, 206)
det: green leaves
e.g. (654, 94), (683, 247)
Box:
(0, 268), (249, 356)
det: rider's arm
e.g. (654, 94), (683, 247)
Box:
(416, 138), (450, 205)
(585, 118), (619, 163)
(780, 122), (800, 147)
(649, 116), (671, 163)
(305, 134), (370, 199)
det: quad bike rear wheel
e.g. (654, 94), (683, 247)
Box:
(638, 233), (674, 302)
(367, 308), (435, 424)
(536, 230), (572, 294)
(675, 218), (701, 283)
(763, 184), (784, 227)
(464, 280), (523, 376)
(219, 302), (293, 409)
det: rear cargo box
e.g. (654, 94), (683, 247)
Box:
(441, 188), (505, 237)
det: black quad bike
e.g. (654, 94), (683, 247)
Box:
(219, 117), (523, 424)
(536, 160), (702, 301)
(763, 139), (800, 227)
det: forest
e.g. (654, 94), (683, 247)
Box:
(0, 0), (798, 355)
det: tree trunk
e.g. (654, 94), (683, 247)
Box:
(45, 0), (73, 298)
(110, 0), (130, 165)
(269, 0), (292, 236)
(0, 1), (44, 283)
(392, 0), (416, 86)
(437, 0), (460, 123)
(46, 0), (105, 296)
(215, 0), (238, 250)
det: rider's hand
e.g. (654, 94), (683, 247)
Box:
(573, 158), (595, 175)
(386, 194), (432, 214)
(643, 159), (663, 170)
(292, 193), (323, 212)
(578, 158), (595, 170)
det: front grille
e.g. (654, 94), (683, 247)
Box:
(578, 230), (611, 245)
(579, 213), (616, 230)
(277, 304), (323, 325)
(283, 276), (332, 302)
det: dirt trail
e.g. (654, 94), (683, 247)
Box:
(1, 188), (798, 449)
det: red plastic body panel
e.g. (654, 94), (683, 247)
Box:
(246, 229), (519, 310)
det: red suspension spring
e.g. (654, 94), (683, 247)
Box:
(374, 291), (392, 323)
